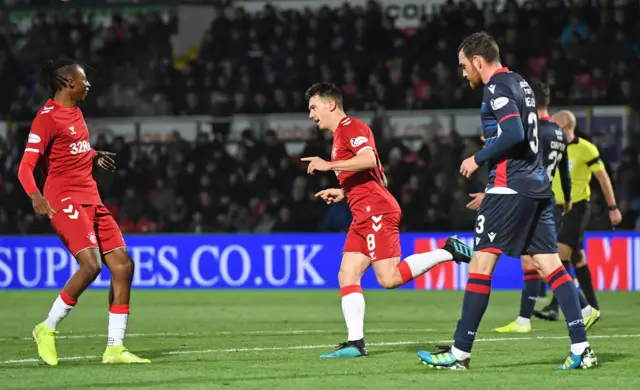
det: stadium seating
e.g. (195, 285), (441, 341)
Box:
(0, 0), (638, 233)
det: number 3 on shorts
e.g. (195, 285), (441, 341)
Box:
(475, 214), (485, 234)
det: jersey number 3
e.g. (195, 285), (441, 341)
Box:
(528, 112), (539, 154)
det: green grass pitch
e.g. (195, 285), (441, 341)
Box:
(1, 290), (640, 389)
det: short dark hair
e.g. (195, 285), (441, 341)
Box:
(304, 82), (343, 109)
(41, 58), (82, 94)
(531, 82), (550, 109)
(458, 31), (501, 63)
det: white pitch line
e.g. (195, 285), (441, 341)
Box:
(162, 333), (640, 356)
(3, 333), (639, 365)
(0, 328), (440, 342)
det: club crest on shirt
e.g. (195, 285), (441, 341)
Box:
(350, 136), (368, 147)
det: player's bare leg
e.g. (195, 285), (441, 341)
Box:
(372, 256), (402, 287)
(321, 239), (472, 358)
(372, 238), (471, 289)
(101, 248), (150, 364)
(34, 248), (102, 366)
(64, 248), (104, 297)
(531, 252), (597, 369)
(321, 252), (370, 358)
(418, 250), (498, 369)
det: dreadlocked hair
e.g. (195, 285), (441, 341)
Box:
(41, 58), (79, 95)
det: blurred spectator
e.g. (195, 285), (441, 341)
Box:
(561, 15), (589, 47)
(0, 0), (639, 119)
(149, 179), (175, 220)
(1, 118), (634, 233)
(0, 7), (176, 119)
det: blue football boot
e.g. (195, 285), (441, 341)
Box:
(557, 347), (598, 370)
(321, 339), (368, 358)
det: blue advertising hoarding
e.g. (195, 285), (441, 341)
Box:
(0, 232), (638, 291)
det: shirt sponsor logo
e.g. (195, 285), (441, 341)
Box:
(490, 97), (509, 110)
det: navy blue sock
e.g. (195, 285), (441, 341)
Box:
(520, 269), (540, 319)
(537, 279), (547, 297)
(453, 273), (492, 353)
(545, 266), (587, 344)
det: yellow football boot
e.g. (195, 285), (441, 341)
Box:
(102, 345), (151, 364)
(33, 322), (59, 366)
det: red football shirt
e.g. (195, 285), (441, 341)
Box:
(331, 116), (400, 222)
(24, 99), (101, 210)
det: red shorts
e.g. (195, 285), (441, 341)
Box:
(343, 211), (401, 262)
(50, 203), (125, 256)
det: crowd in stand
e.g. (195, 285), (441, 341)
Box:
(0, 5), (176, 120)
(0, 0), (639, 119)
(0, 0), (639, 234)
(1, 117), (638, 235)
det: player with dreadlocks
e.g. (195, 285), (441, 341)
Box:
(17, 58), (150, 365)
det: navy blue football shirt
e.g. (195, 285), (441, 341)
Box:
(476, 67), (552, 199)
(539, 115), (571, 203)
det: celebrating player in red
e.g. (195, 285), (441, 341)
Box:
(17, 58), (150, 365)
(301, 83), (472, 358)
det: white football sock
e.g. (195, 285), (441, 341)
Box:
(571, 341), (589, 355)
(342, 292), (365, 341)
(581, 305), (593, 318)
(451, 345), (471, 360)
(515, 316), (530, 326)
(108, 313), (128, 347)
(402, 249), (453, 278)
(44, 295), (75, 330)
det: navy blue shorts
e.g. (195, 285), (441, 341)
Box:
(473, 193), (558, 258)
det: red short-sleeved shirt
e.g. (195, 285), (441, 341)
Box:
(331, 116), (400, 222)
(25, 99), (102, 211)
